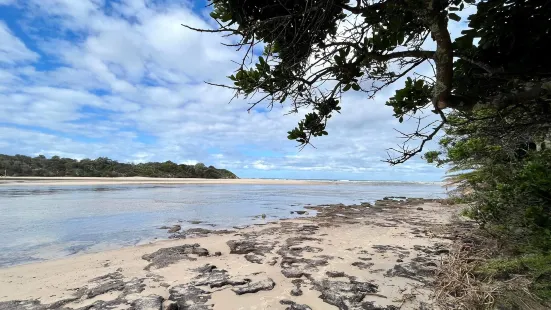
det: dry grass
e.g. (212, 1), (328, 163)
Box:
(434, 242), (497, 309)
(434, 222), (546, 310)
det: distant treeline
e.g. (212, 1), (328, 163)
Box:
(0, 154), (238, 179)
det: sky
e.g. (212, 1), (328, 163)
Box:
(0, 0), (464, 181)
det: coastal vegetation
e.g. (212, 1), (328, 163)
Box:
(0, 154), (238, 179)
(200, 0), (550, 308)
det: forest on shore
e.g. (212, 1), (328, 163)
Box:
(0, 154), (238, 179)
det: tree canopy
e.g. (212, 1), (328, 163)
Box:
(0, 154), (238, 179)
(193, 0), (550, 164)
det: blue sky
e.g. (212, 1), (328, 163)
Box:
(0, 0), (449, 181)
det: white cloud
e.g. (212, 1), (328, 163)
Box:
(0, 21), (39, 64)
(0, 0), (448, 181)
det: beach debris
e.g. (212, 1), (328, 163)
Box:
(142, 244), (209, 270)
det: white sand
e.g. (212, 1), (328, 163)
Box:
(0, 201), (457, 309)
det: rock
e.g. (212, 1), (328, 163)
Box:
(167, 225), (181, 233)
(396, 259), (404, 263)
(326, 271), (347, 278)
(244, 253), (264, 264)
(281, 268), (308, 278)
(214, 251), (222, 256)
(0, 300), (44, 310)
(351, 261), (374, 270)
(313, 279), (378, 309)
(290, 211), (295, 214)
(86, 276), (125, 298)
(131, 295), (163, 310)
(158, 226), (170, 230)
(361, 301), (400, 310)
(291, 279), (303, 296)
(142, 244), (209, 270)
(194, 269), (249, 288)
(194, 264), (217, 273)
(231, 278), (275, 295)
(168, 284), (212, 310)
(291, 287), (303, 296)
(226, 240), (273, 255)
(160, 282), (170, 288)
(416, 207), (424, 210)
(295, 211), (307, 215)
(189, 220), (203, 224)
(280, 300), (312, 310)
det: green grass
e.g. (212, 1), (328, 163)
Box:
(477, 254), (551, 301)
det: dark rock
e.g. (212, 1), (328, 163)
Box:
(194, 269), (249, 288)
(142, 244), (209, 270)
(295, 211), (307, 215)
(384, 263), (435, 283)
(131, 295), (163, 310)
(226, 240), (273, 255)
(214, 251), (222, 256)
(290, 279), (303, 296)
(396, 259), (403, 263)
(352, 262), (374, 270)
(326, 271), (347, 278)
(280, 300), (312, 310)
(0, 300), (44, 310)
(361, 301), (400, 309)
(86, 277), (125, 298)
(416, 207), (424, 211)
(244, 253), (264, 264)
(168, 225), (181, 233)
(358, 257), (373, 261)
(281, 268), (309, 278)
(313, 279), (378, 309)
(122, 277), (146, 296)
(290, 287), (303, 296)
(189, 220), (203, 225)
(194, 264), (217, 273)
(168, 284), (212, 310)
(231, 278), (275, 295)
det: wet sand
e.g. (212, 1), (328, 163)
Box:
(0, 199), (458, 309)
(0, 177), (334, 186)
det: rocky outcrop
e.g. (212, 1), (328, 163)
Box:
(142, 244), (209, 270)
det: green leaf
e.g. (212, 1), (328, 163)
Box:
(352, 84), (360, 91)
(449, 6), (460, 11)
(449, 13), (461, 22)
(343, 84), (352, 91)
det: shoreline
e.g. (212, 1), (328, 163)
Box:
(0, 198), (459, 309)
(0, 176), (443, 187)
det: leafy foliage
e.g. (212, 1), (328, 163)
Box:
(202, 0), (550, 164)
(0, 154), (238, 179)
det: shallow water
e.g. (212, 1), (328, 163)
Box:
(0, 182), (447, 267)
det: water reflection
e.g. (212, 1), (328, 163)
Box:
(0, 182), (446, 267)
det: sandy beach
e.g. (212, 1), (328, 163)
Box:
(0, 177), (340, 187)
(0, 198), (458, 309)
